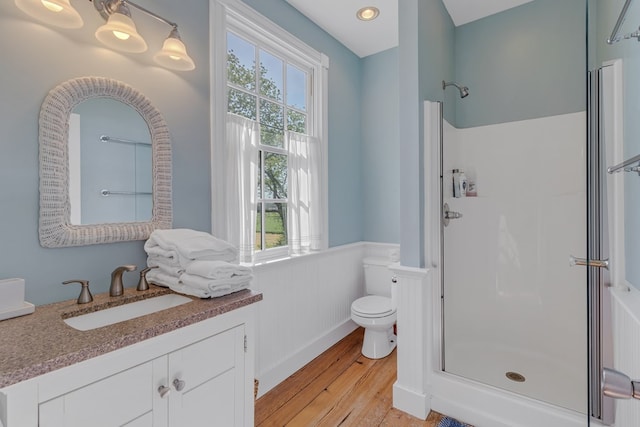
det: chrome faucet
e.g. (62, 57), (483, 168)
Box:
(110, 265), (137, 297)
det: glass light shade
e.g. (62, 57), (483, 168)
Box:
(15, 0), (83, 29)
(95, 12), (147, 53)
(154, 36), (195, 71)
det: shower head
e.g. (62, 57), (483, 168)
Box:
(442, 80), (470, 98)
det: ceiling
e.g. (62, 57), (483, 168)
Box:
(285, 0), (534, 58)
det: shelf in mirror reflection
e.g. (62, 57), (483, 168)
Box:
(68, 97), (153, 225)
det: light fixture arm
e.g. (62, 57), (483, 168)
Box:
(93, 0), (178, 29)
(123, 0), (177, 29)
(93, 0), (125, 20)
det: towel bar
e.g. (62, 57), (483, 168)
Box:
(607, 153), (640, 175)
(100, 135), (150, 146)
(101, 189), (152, 196)
(607, 0), (637, 44)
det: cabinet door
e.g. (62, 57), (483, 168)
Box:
(39, 361), (155, 427)
(123, 412), (154, 427)
(168, 325), (245, 426)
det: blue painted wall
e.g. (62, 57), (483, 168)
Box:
(594, 0), (640, 289)
(418, 1), (456, 123)
(398, 0), (455, 267)
(454, 0), (587, 128)
(0, 0), (211, 305)
(0, 0), (364, 305)
(362, 48), (400, 243)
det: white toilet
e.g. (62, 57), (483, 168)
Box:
(351, 257), (397, 359)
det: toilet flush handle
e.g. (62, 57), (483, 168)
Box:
(391, 276), (397, 283)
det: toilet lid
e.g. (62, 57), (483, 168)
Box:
(352, 295), (394, 317)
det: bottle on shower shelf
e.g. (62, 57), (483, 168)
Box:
(452, 169), (460, 197)
(452, 169), (467, 198)
(459, 170), (467, 197)
(466, 180), (477, 197)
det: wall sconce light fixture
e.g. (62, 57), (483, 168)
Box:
(94, 0), (147, 53)
(14, 0), (195, 71)
(15, 0), (83, 28)
(153, 27), (196, 71)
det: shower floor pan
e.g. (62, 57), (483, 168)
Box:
(445, 340), (587, 413)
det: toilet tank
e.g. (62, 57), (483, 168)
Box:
(363, 257), (394, 297)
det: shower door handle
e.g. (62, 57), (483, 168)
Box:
(602, 367), (640, 400)
(569, 255), (609, 270)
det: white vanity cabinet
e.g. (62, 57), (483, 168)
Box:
(0, 304), (256, 427)
(166, 324), (245, 427)
(39, 360), (156, 427)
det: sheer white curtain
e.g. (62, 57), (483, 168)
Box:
(287, 131), (323, 255)
(226, 113), (259, 263)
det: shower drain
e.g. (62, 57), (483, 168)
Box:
(505, 371), (526, 382)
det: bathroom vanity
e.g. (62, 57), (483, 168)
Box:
(0, 286), (262, 426)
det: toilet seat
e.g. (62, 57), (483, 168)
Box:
(351, 295), (395, 318)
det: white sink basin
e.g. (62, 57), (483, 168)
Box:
(64, 294), (192, 331)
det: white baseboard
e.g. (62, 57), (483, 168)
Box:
(256, 320), (359, 398)
(392, 382), (430, 420)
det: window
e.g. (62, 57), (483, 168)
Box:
(212, 0), (328, 262)
(226, 32), (308, 252)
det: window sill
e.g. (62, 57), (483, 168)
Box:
(250, 255), (292, 267)
(243, 249), (324, 268)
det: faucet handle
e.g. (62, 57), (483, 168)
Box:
(137, 266), (157, 291)
(63, 280), (93, 304)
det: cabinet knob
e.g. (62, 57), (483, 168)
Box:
(158, 385), (171, 398)
(173, 378), (186, 391)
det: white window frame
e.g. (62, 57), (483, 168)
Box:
(210, 0), (329, 263)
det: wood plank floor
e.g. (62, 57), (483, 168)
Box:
(255, 328), (471, 427)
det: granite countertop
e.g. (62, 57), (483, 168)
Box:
(0, 285), (262, 388)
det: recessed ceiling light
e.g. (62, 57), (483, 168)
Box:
(356, 6), (379, 21)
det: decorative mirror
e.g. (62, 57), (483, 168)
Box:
(39, 76), (172, 247)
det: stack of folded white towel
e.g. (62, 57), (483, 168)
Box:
(144, 229), (252, 298)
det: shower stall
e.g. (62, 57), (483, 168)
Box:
(437, 105), (588, 412)
(395, 0), (640, 425)
(419, 1), (606, 425)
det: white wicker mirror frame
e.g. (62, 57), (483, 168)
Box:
(39, 76), (172, 248)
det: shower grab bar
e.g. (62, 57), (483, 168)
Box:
(101, 189), (152, 197)
(607, 153), (640, 174)
(607, 0), (635, 44)
(100, 135), (151, 146)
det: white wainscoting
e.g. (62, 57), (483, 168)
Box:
(252, 242), (399, 397)
(391, 264), (430, 419)
(610, 286), (640, 427)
